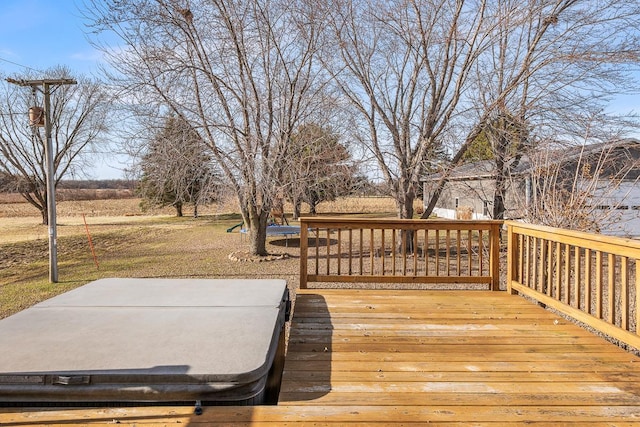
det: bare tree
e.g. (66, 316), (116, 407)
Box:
(422, 0), (640, 219)
(322, 0), (495, 220)
(0, 66), (111, 224)
(522, 139), (640, 236)
(86, 0), (327, 255)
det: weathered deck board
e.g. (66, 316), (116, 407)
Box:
(3, 405), (640, 425)
(2, 289), (640, 425)
(278, 289), (640, 424)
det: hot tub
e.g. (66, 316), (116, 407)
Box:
(0, 278), (289, 407)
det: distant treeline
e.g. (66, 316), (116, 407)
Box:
(58, 180), (137, 191)
(0, 180), (138, 203)
(55, 188), (135, 201)
(56, 180), (138, 201)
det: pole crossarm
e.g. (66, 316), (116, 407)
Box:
(6, 78), (77, 86)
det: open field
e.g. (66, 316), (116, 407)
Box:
(0, 195), (405, 219)
(0, 197), (406, 319)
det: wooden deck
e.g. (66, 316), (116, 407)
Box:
(3, 289), (640, 425)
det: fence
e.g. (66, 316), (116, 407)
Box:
(506, 221), (640, 349)
(299, 217), (503, 290)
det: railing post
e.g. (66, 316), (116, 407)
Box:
(300, 219), (309, 289)
(506, 222), (516, 295)
(636, 270), (640, 334)
(489, 223), (501, 291)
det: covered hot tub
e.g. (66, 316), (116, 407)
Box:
(0, 278), (290, 407)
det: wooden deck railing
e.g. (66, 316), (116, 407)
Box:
(506, 221), (640, 349)
(299, 218), (503, 290)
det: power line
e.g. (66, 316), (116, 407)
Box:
(0, 57), (44, 74)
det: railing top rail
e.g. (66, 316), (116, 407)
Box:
(505, 220), (640, 255)
(299, 217), (504, 227)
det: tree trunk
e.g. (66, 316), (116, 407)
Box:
(175, 202), (183, 217)
(40, 207), (48, 225)
(20, 191), (48, 225)
(293, 198), (302, 220)
(490, 125), (513, 220)
(309, 198), (319, 215)
(193, 204), (198, 218)
(493, 168), (507, 220)
(397, 185), (415, 253)
(398, 188), (415, 219)
(247, 209), (269, 256)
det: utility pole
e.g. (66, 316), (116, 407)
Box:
(6, 78), (77, 283)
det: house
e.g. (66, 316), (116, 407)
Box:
(422, 138), (640, 236)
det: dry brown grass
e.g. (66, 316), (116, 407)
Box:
(0, 196), (416, 245)
(0, 214), (301, 319)
(0, 196), (409, 319)
(0, 195), (420, 221)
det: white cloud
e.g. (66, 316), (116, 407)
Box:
(70, 49), (104, 62)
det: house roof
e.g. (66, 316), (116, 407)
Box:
(422, 138), (640, 182)
(424, 160), (495, 181)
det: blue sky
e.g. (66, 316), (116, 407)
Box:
(1, 0), (638, 180)
(0, 0), (102, 76)
(0, 0), (127, 179)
